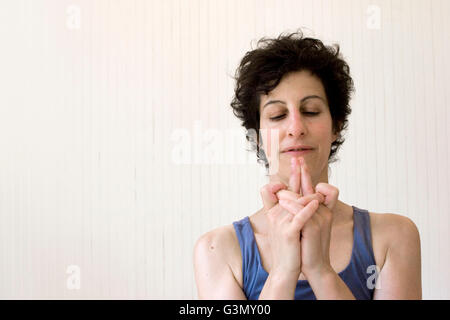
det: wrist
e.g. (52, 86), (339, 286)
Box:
(269, 268), (301, 281)
(303, 266), (356, 300)
(303, 264), (334, 284)
(259, 270), (300, 300)
(269, 268), (300, 282)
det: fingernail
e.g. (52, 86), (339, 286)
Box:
(299, 157), (304, 166)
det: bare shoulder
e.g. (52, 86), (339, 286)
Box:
(194, 224), (241, 265)
(370, 211), (420, 240)
(193, 223), (244, 291)
(369, 211), (421, 267)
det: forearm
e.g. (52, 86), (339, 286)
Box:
(307, 268), (356, 300)
(259, 271), (299, 300)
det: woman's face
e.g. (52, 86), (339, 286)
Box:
(259, 70), (338, 187)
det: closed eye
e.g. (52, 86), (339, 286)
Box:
(269, 112), (320, 121)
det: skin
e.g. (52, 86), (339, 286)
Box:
(259, 70), (336, 188)
(193, 70), (422, 299)
(257, 69), (346, 224)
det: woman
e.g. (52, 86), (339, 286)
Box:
(193, 30), (421, 300)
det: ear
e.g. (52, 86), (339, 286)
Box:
(331, 122), (340, 143)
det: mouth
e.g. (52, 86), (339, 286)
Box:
(281, 149), (314, 156)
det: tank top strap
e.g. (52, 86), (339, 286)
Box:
(351, 206), (377, 274)
(232, 216), (260, 293)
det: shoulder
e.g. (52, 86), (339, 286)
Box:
(194, 224), (240, 260)
(370, 211), (420, 242)
(193, 223), (243, 286)
(369, 211), (421, 267)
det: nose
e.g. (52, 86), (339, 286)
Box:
(287, 109), (307, 137)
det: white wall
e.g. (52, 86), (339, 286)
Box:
(0, 0), (449, 299)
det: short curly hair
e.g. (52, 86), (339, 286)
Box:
(230, 29), (354, 172)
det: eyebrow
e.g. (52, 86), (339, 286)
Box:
(262, 95), (326, 109)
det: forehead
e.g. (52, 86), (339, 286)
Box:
(259, 70), (327, 109)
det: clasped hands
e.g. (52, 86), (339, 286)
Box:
(261, 157), (340, 281)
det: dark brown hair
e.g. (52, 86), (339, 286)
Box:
(230, 29), (354, 171)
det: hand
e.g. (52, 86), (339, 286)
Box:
(276, 157), (340, 279)
(273, 157), (325, 206)
(260, 162), (320, 277)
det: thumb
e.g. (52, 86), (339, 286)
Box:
(260, 182), (287, 210)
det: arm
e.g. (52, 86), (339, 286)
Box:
(193, 230), (247, 300)
(258, 270), (300, 300)
(373, 214), (422, 299)
(194, 228), (302, 300)
(306, 267), (356, 300)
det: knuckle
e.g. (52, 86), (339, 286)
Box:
(332, 187), (339, 197)
(315, 182), (325, 190)
(313, 193), (322, 202)
(276, 189), (287, 197)
(271, 182), (286, 192)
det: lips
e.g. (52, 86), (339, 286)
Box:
(281, 145), (314, 153)
(282, 149), (313, 155)
(284, 148), (312, 152)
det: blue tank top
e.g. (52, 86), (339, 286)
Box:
(232, 205), (377, 300)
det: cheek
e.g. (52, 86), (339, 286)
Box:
(315, 122), (334, 142)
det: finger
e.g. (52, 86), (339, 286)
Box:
(300, 215), (320, 238)
(299, 157), (315, 196)
(261, 182), (288, 210)
(276, 192), (325, 217)
(278, 198), (304, 215)
(315, 183), (339, 210)
(290, 199), (319, 232)
(276, 190), (324, 205)
(279, 206), (295, 223)
(275, 189), (301, 202)
(266, 203), (287, 223)
(295, 192), (325, 206)
(288, 157), (302, 196)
